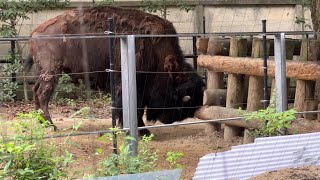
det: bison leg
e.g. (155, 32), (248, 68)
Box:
(138, 109), (151, 136)
(114, 88), (150, 136)
(36, 74), (58, 131)
(116, 108), (150, 136)
(32, 78), (41, 110)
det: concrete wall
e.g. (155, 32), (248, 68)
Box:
(0, 1), (313, 58)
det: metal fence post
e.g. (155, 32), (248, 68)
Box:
(262, 20), (269, 109)
(108, 17), (117, 154)
(120, 35), (138, 156)
(274, 33), (288, 112)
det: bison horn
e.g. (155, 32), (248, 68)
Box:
(182, 96), (191, 102)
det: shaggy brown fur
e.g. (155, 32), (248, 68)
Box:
(26, 6), (204, 134)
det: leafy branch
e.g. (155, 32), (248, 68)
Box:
(140, 0), (193, 19)
(239, 94), (297, 138)
(0, 0), (69, 101)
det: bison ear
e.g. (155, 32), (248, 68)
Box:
(164, 55), (180, 79)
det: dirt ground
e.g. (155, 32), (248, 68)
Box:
(1, 101), (320, 179)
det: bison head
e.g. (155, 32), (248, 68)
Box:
(146, 67), (205, 124)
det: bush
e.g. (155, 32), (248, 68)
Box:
(0, 110), (73, 179)
(240, 95), (297, 138)
(92, 128), (183, 177)
(53, 73), (89, 105)
(0, 54), (23, 102)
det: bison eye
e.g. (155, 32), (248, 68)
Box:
(173, 95), (178, 101)
(182, 96), (191, 102)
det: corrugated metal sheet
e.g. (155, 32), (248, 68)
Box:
(193, 132), (320, 180)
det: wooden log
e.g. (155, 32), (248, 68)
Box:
(203, 89), (226, 106)
(224, 125), (242, 141)
(247, 77), (264, 111)
(216, 38), (301, 57)
(318, 103), (320, 120)
(227, 37), (247, 109)
(303, 100), (320, 120)
(295, 80), (315, 114)
(270, 76), (292, 100)
(205, 124), (220, 134)
(224, 37), (247, 140)
(196, 37), (209, 54)
(195, 106), (320, 134)
(197, 55), (320, 81)
(207, 37), (230, 56)
(243, 129), (255, 144)
(295, 39), (316, 117)
(195, 106), (261, 129)
(309, 35), (320, 102)
(207, 71), (224, 89)
(247, 38), (270, 111)
(205, 70), (224, 132)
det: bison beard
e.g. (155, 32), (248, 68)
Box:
(25, 6), (205, 135)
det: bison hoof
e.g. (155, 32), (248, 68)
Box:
(53, 125), (58, 131)
(47, 124), (58, 131)
(139, 129), (151, 137)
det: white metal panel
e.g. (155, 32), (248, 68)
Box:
(193, 132), (320, 180)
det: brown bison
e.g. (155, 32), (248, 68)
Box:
(25, 6), (205, 135)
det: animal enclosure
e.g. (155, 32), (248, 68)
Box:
(195, 33), (320, 142)
(1, 4), (320, 178)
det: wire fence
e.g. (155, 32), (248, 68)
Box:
(0, 32), (319, 142)
(0, 4), (319, 178)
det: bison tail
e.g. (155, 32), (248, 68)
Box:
(23, 55), (33, 72)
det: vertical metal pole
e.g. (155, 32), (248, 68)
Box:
(192, 36), (197, 69)
(120, 35), (138, 156)
(274, 33), (288, 112)
(202, 16), (207, 82)
(262, 20), (268, 109)
(10, 18), (16, 92)
(203, 16), (206, 34)
(108, 17), (117, 154)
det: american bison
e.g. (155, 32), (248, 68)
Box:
(24, 6), (205, 135)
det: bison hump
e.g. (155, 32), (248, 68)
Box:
(32, 17), (68, 35)
(32, 18), (58, 34)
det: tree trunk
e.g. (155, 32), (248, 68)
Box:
(310, 0), (320, 100)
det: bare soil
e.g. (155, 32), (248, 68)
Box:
(1, 101), (320, 179)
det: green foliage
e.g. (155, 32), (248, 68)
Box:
(53, 73), (87, 105)
(0, 0), (69, 30)
(53, 73), (76, 101)
(89, 93), (111, 108)
(240, 96), (297, 138)
(0, 25), (17, 37)
(294, 0), (312, 6)
(140, 0), (193, 19)
(0, 110), (73, 179)
(94, 128), (183, 177)
(0, 54), (23, 102)
(292, 0), (313, 29)
(166, 151), (184, 169)
(0, 0), (69, 102)
(94, 0), (114, 6)
(69, 106), (91, 119)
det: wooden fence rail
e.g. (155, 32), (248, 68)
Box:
(196, 37), (320, 142)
